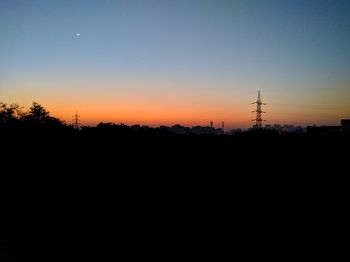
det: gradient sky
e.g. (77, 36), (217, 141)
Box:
(1, 0), (350, 128)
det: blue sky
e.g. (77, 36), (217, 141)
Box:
(1, 0), (350, 127)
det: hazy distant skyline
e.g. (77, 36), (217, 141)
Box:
(1, 0), (349, 128)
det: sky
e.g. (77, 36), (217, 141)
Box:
(1, 0), (350, 128)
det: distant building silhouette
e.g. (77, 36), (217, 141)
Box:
(307, 125), (342, 134)
(307, 119), (350, 134)
(250, 124), (305, 133)
(192, 125), (216, 135)
(341, 119), (350, 128)
(168, 124), (223, 135)
(170, 124), (191, 135)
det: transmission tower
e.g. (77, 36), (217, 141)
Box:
(72, 110), (80, 129)
(251, 90), (266, 128)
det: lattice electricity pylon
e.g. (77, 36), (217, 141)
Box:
(251, 90), (266, 128)
(72, 110), (80, 130)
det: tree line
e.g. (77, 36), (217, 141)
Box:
(0, 102), (64, 129)
(0, 101), (173, 134)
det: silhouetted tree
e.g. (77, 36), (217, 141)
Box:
(21, 102), (64, 128)
(95, 122), (131, 135)
(0, 102), (22, 128)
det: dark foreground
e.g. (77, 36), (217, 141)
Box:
(1, 129), (349, 261)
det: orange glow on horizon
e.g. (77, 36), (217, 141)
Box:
(51, 103), (251, 128)
(4, 80), (350, 129)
